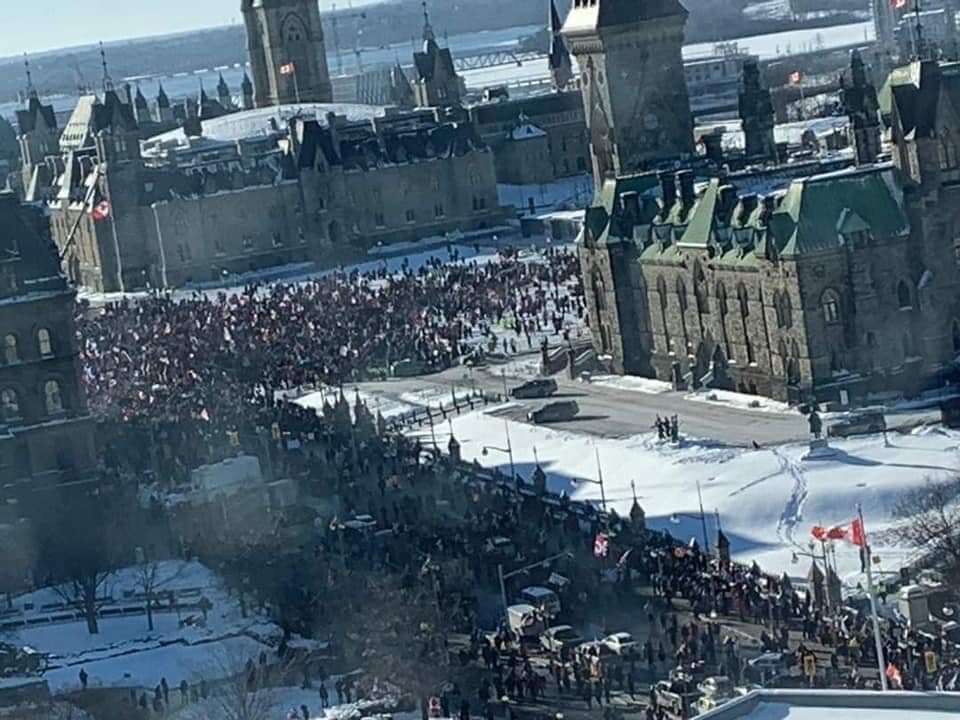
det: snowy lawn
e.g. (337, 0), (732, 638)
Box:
(416, 407), (960, 585)
(2, 562), (287, 695)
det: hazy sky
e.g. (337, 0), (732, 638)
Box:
(1, 0), (380, 58)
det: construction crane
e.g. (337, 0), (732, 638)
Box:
(328, 3), (368, 76)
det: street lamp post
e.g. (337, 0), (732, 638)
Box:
(668, 479), (710, 553)
(482, 419), (516, 481)
(573, 448), (607, 511)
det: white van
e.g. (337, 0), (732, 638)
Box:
(507, 603), (545, 639)
(519, 586), (561, 619)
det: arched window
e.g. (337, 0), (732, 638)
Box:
(591, 270), (607, 312)
(737, 283), (750, 318)
(37, 328), (53, 357)
(716, 282), (728, 315)
(693, 262), (709, 314)
(3, 334), (18, 364)
(1, 389), (20, 421)
(897, 280), (912, 310)
(43, 380), (63, 415)
(775, 291), (793, 329)
(656, 276), (671, 353)
(676, 278), (688, 312)
(821, 289), (841, 324)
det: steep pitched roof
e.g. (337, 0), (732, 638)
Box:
(772, 164), (908, 258)
(563, 0), (688, 36)
(15, 96), (57, 134)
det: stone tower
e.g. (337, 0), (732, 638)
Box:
(738, 57), (776, 162)
(842, 50), (881, 165)
(562, 0), (694, 188)
(241, 0), (333, 107)
(241, 73), (255, 110)
(548, 0), (573, 91)
(412, 2), (462, 108)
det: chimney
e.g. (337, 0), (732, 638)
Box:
(677, 170), (695, 207)
(718, 184), (738, 219)
(658, 170), (676, 212)
(620, 191), (640, 220)
(739, 193), (758, 224)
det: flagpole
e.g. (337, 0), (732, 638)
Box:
(859, 504), (889, 691)
(293, 67), (301, 104)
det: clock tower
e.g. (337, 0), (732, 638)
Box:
(562, 0), (694, 189)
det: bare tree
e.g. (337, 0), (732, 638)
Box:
(182, 648), (297, 720)
(134, 548), (187, 632)
(892, 475), (960, 580)
(33, 491), (125, 635)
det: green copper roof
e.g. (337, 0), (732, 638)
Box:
(772, 165), (908, 258)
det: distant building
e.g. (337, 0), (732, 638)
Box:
(698, 689), (960, 719)
(562, 0), (695, 187)
(738, 58), (777, 162)
(242, 0), (333, 107)
(467, 91), (590, 182)
(0, 192), (96, 502)
(412, 2), (463, 108)
(580, 57), (960, 404)
(36, 97), (501, 292)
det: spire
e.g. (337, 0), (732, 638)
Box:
(199, 78), (209, 105)
(23, 54), (37, 100)
(157, 82), (170, 108)
(421, 0), (438, 53)
(241, 72), (253, 94)
(217, 72), (230, 97)
(548, 0), (572, 90)
(99, 41), (114, 92)
(134, 83), (148, 110)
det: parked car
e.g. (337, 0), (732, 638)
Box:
(827, 408), (886, 438)
(540, 625), (583, 653)
(518, 586), (561, 619)
(511, 378), (558, 399)
(602, 631), (639, 656)
(528, 400), (580, 424)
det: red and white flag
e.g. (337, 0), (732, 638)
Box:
(594, 533), (609, 559)
(280, 62), (296, 75)
(90, 200), (111, 222)
(892, 0), (908, 8)
(811, 517), (867, 546)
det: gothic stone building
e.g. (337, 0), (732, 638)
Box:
(0, 192), (96, 501)
(581, 59), (960, 403)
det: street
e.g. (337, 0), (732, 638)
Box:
(356, 357), (939, 447)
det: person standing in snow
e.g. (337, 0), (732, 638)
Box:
(78, 668), (88, 690)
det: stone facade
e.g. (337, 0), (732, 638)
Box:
(0, 192), (96, 501)
(582, 158), (960, 403)
(467, 91), (590, 181)
(38, 95), (503, 292)
(242, 0), (333, 107)
(562, 0), (694, 187)
(412, 8), (463, 109)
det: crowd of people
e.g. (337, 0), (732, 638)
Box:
(77, 246), (583, 478)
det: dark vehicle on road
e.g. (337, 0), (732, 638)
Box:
(827, 408), (886, 438)
(510, 378), (558, 399)
(528, 400), (579, 424)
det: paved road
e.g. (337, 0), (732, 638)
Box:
(356, 357), (938, 447)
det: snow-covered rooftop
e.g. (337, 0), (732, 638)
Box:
(145, 102), (388, 144)
(509, 123), (547, 141)
(699, 690), (960, 719)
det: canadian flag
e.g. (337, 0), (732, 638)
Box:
(892, 0), (908, 8)
(811, 517), (866, 547)
(90, 200), (111, 222)
(280, 62), (296, 75)
(594, 533), (609, 559)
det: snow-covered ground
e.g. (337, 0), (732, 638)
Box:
(498, 175), (594, 214)
(169, 685), (421, 720)
(412, 406), (960, 586)
(1, 561), (291, 695)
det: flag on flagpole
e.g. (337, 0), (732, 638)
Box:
(90, 200), (111, 222)
(851, 517), (866, 547)
(280, 62), (296, 75)
(892, 0), (908, 8)
(594, 533), (609, 559)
